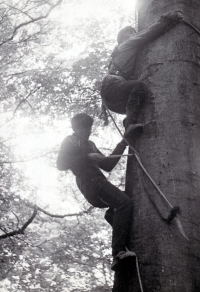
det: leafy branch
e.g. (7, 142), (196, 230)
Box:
(0, 85), (41, 128)
(0, 0), (63, 46)
(13, 86), (41, 117)
(0, 203), (94, 240)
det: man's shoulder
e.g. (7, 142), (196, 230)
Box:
(88, 139), (95, 146)
(62, 134), (73, 143)
(88, 139), (98, 151)
(61, 135), (77, 147)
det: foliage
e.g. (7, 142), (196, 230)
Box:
(0, 0), (136, 291)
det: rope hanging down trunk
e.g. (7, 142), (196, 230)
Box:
(103, 102), (189, 241)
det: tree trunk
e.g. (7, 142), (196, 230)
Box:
(118, 1), (200, 291)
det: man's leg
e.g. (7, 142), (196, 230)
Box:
(124, 81), (150, 128)
(101, 78), (129, 114)
(112, 200), (133, 256)
(101, 77), (149, 127)
(104, 207), (116, 226)
(97, 179), (133, 256)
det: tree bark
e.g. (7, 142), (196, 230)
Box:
(122, 1), (200, 291)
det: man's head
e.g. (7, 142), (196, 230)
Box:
(71, 113), (93, 140)
(117, 26), (136, 45)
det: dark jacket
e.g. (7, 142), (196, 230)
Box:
(57, 133), (127, 202)
(106, 14), (180, 81)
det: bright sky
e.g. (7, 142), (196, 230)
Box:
(51, 0), (136, 23)
(48, 0), (137, 61)
(2, 0), (137, 213)
(0, 1), (136, 291)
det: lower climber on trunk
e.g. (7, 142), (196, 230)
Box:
(57, 113), (141, 270)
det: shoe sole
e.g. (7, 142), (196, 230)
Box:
(111, 254), (136, 271)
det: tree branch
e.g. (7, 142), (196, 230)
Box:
(5, 4), (34, 21)
(37, 205), (94, 218)
(0, 203), (94, 241)
(0, 205), (38, 239)
(0, 86), (41, 129)
(24, 200), (94, 219)
(0, 0), (63, 46)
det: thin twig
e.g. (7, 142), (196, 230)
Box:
(0, 0), (63, 46)
(37, 205), (94, 218)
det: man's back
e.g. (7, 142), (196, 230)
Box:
(108, 13), (180, 80)
(57, 133), (105, 178)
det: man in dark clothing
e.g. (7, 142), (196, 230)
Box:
(101, 11), (183, 128)
(57, 113), (141, 270)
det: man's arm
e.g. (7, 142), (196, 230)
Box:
(119, 11), (183, 52)
(88, 140), (127, 172)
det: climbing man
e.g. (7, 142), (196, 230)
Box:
(57, 113), (141, 270)
(101, 11), (183, 129)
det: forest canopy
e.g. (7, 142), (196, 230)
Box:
(0, 0), (136, 291)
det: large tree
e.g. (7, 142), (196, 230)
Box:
(114, 0), (200, 291)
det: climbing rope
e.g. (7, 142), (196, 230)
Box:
(123, 248), (144, 292)
(103, 102), (189, 241)
(182, 19), (200, 36)
(105, 105), (172, 207)
(104, 105), (190, 289)
(136, 256), (144, 292)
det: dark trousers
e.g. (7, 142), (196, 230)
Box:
(77, 176), (133, 256)
(101, 77), (149, 127)
(92, 178), (133, 256)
